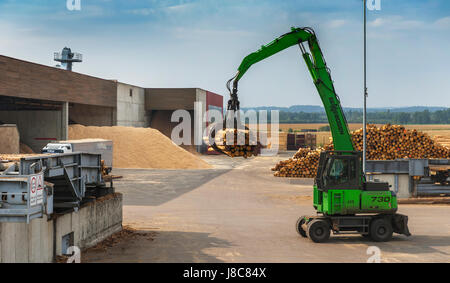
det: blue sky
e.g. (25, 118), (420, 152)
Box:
(1, 0), (449, 107)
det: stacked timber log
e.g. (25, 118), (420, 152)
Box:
(293, 148), (311, 159)
(272, 148), (323, 178)
(214, 128), (260, 158)
(351, 124), (450, 160)
(272, 124), (450, 178)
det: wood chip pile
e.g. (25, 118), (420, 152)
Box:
(272, 124), (450, 178)
(69, 125), (212, 169)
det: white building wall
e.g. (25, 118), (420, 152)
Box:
(195, 89), (207, 153)
(116, 82), (149, 127)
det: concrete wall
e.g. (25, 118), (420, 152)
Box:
(0, 124), (19, 154)
(0, 110), (67, 152)
(70, 103), (115, 126)
(116, 83), (149, 127)
(0, 217), (54, 263)
(0, 193), (122, 263)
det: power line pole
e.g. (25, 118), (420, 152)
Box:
(363, 0), (368, 174)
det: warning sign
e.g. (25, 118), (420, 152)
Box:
(30, 176), (37, 206)
(37, 174), (44, 205)
(29, 174), (44, 207)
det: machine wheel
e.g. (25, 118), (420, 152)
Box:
(307, 219), (330, 243)
(369, 218), (393, 242)
(295, 216), (307, 238)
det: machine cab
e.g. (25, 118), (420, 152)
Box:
(315, 151), (363, 191)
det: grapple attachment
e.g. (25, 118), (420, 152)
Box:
(206, 92), (261, 158)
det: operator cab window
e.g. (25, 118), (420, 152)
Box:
(324, 157), (357, 188)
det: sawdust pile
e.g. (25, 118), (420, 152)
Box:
(68, 125), (212, 169)
(0, 125), (19, 154)
(19, 143), (34, 154)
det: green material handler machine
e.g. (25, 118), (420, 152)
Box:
(224, 27), (411, 242)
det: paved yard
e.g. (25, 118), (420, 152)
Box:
(83, 154), (450, 263)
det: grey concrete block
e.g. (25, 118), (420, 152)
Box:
(28, 217), (42, 263)
(15, 223), (29, 263)
(0, 193), (122, 262)
(1, 223), (16, 263)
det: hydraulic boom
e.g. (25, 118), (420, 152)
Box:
(226, 27), (353, 151)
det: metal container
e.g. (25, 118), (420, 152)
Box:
(366, 159), (450, 198)
(58, 139), (113, 169)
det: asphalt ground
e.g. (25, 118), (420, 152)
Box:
(83, 153), (450, 263)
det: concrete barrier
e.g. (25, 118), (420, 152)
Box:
(0, 193), (122, 263)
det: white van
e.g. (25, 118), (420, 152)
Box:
(41, 143), (73, 154)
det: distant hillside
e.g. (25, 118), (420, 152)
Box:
(241, 105), (448, 113)
(345, 106), (448, 113)
(237, 106), (450, 124)
(241, 105), (323, 113)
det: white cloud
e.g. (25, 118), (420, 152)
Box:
(126, 8), (155, 16)
(170, 27), (257, 40)
(165, 3), (196, 13)
(369, 16), (423, 30)
(369, 15), (450, 32)
(327, 19), (347, 29)
(369, 18), (387, 27)
(434, 17), (450, 29)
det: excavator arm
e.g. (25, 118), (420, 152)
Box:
(226, 27), (412, 240)
(226, 27), (354, 152)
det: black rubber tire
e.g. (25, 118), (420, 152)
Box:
(307, 219), (330, 243)
(295, 216), (307, 238)
(369, 218), (393, 242)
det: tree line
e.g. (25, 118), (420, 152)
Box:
(263, 108), (450, 124)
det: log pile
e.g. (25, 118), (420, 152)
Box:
(214, 128), (260, 158)
(272, 124), (450, 178)
(272, 148), (323, 177)
(293, 148), (311, 159)
(350, 124), (450, 160)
